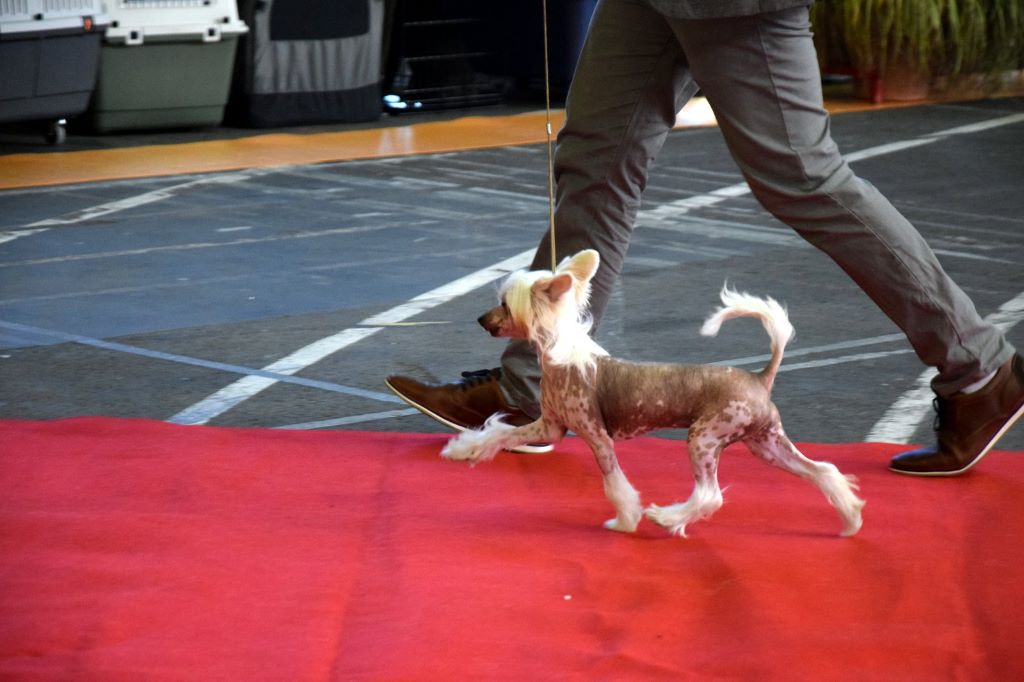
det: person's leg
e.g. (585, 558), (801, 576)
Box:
(501, 0), (699, 415)
(386, 0), (697, 440)
(668, 7), (1021, 473)
(670, 7), (1013, 394)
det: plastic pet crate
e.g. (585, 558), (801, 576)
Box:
(0, 0), (109, 142)
(86, 0), (247, 132)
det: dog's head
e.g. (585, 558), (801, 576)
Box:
(478, 249), (600, 341)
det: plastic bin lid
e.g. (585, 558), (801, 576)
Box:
(103, 0), (247, 46)
(0, 0), (109, 36)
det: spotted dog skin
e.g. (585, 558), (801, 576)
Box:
(442, 250), (864, 538)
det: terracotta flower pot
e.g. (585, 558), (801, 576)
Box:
(855, 61), (931, 103)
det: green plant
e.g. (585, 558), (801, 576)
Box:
(982, 0), (1024, 73)
(811, 0), (1024, 78)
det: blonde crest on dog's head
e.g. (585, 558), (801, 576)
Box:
(500, 249), (607, 376)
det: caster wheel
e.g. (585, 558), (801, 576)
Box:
(46, 120), (67, 145)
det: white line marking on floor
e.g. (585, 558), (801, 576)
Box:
(0, 228), (49, 246)
(842, 138), (937, 162)
(716, 333), (906, 367)
(0, 245), (507, 306)
(0, 319), (402, 403)
(673, 96), (717, 128)
(930, 248), (1018, 265)
(168, 249), (535, 425)
(360, 321), (452, 327)
(641, 111), (1024, 226)
(275, 409), (421, 430)
(923, 112), (1024, 137)
(29, 169), (280, 227)
(640, 139), (943, 224)
(0, 224), (394, 268)
(170, 109), (1024, 425)
(777, 348), (916, 372)
(866, 290), (1024, 444)
(1, 167), (282, 247)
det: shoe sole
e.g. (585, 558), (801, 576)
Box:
(384, 378), (554, 455)
(889, 400), (1024, 477)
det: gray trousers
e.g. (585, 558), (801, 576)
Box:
(500, 0), (1014, 416)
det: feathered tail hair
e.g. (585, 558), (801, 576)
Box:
(700, 286), (794, 391)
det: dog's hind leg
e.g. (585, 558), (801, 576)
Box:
(644, 422), (727, 537)
(581, 432), (642, 533)
(744, 425), (865, 537)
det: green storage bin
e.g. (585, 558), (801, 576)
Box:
(85, 0), (247, 132)
(88, 37), (239, 132)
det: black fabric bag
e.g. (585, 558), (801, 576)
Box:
(228, 0), (382, 127)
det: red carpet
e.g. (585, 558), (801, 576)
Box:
(1, 417), (1022, 680)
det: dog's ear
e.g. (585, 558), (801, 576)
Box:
(534, 273), (574, 303)
(556, 249), (600, 284)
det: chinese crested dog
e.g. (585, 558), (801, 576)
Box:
(442, 250), (864, 537)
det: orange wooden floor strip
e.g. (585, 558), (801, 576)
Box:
(0, 90), (1014, 191)
(0, 111), (566, 191)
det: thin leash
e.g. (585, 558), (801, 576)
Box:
(541, 0), (557, 272)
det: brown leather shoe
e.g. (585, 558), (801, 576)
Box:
(890, 353), (1024, 476)
(385, 368), (553, 454)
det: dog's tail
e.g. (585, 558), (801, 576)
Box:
(700, 285), (794, 392)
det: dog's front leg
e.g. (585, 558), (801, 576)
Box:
(442, 415), (563, 464)
(645, 422), (726, 537)
(581, 432), (642, 533)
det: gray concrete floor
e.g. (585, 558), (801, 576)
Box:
(1, 96), (1022, 456)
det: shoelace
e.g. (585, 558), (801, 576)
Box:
(458, 368), (502, 390)
(931, 396), (956, 432)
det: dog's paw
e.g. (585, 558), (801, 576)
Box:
(441, 436), (480, 462)
(644, 503), (689, 538)
(839, 515), (863, 537)
(603, 504), (642, 533)
(603, 516), (639, 533)
(839, 499), (865, 537)
(441, 430), (503, 464)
